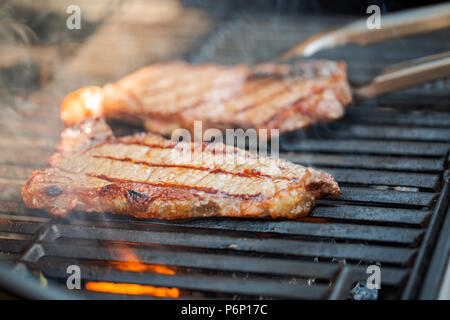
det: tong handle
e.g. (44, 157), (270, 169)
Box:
(280, 2), (450, 59)
(354, 51), (450, 98)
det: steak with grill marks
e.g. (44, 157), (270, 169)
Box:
(60, 60), (352, 137)
(22, 118), (340, 219)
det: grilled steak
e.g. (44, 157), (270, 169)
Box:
(60, 60), (352, 137)
(22, 118), (339, 219)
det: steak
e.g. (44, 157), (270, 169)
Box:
(60, 60), (352, 137)
(22, 118), (340, 219)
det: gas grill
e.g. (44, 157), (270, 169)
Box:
(0, 0), (449, 300)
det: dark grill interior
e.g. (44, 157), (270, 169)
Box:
(0, 4), (449, 299)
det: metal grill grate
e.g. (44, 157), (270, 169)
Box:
(0, 13), (449, 299)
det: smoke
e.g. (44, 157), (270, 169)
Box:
(0, 6), (37, 46)
(0, 5), (38, 104)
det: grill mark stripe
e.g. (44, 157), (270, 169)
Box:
(138, 64), (201, 95)
(148, 69), (228, 100)
(140, 79), (241, 115)
(174, 66), (334, 116)
(174, 77), (247, 112)
(260, 87), (326, 126)
(234, 82), (295, 115)
(261, 96), (311, 126)
(144, 70), (249, 113)
(137, 66), (232, 108)
(110, 139), (252, 158)
(181, 76), (323, 120)
(117, 66), (249, 116)
(123, 88), (144, 112)
(118, 62), (184, 89)
(240, 83), (325, 123)
(221, 79), (288, 113)
(116, 64), (216, 112)
(87, 138), (280, 173)
(92, 155), (296, 181)
(86, 173), (263, 201)
(258, 74), (348, 126)
(176, 77), (274, 114)
(123, 67), (322, 119)
(52, 167), (265, 201)
(114, 64), (191, 107)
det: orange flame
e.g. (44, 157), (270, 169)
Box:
(85, 282), (180, 298)
(95, 245), (179, 297)
(110, 246), (175, 275)
(111, 261), (175, 275)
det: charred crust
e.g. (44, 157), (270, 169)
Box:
(44, 186), (63, 196)
(125, 189), (150, 205)
(98, 184), (124, 200)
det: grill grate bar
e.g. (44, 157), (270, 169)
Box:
(0, 239), (29, 254)
(326, 125), (450, 142)
(345, 109), (450, 128)
(310, 206), (431, 226)
(329, 187), (435, 207)
(402, 171), (450, 298)
(30, 260), (330, 299)
(282, 153), (444, 173)
(3, 111), (450, 138)
(40, 242), (341, 279)
(280, 139), (449, 156)
(67, 203), (430, 226)
(0, 253), (20, 263)
(29, 244), (409, 288)
(0, 221), (43, 235)
(322, 168), (438, 189)
(53, 216), (426, 244)
(0, 200), (47, 217)
(39, 224), (417, 264)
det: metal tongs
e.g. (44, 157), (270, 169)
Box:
(279, 2), (450, 98)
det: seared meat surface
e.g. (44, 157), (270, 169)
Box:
(60, 60), (352, 137)
(22, 118), (339, 219)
